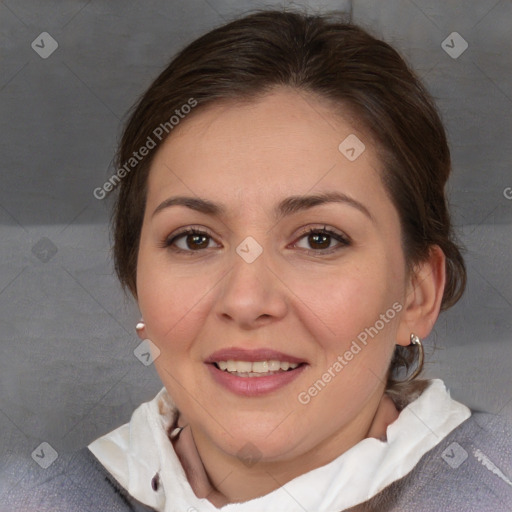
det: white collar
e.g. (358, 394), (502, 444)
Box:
(88, 379), (470, 511)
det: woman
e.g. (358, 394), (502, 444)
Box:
(5, 9), (511, 512)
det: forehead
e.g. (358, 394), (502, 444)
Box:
(146, 88), (388, 215)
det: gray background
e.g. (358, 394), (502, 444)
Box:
(1, 0), (511, 494)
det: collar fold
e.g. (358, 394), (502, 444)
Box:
(89, 379), (470, 511)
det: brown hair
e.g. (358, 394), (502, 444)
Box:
(111, 10), (466, 401)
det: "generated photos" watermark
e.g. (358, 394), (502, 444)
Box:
(297, 301), (403, 405)
(93, 98), (198, 200)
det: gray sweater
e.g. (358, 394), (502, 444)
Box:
(2, 411), (511, 511)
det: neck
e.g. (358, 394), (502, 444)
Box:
(173, 392), (399, 506)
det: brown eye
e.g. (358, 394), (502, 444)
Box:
(184, 233), (210, 250)
(307, 232), (331, 250)
(164, 228), (219, 252)
(294, 227), (351, 253)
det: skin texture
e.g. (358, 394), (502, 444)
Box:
(135, 87), (446, 505)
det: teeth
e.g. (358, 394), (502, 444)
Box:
(215, 359), (299, 375)
(268, 360), (281, 371)
(236, 361), (253, 373)
(252, 361), (269, 373)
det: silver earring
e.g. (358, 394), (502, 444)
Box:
(136, 320), (145, 332)
(406, 333), (424, 381)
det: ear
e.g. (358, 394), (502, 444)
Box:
(396, 245), (446, 346)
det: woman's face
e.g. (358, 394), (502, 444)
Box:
(137, 88), (412, 464)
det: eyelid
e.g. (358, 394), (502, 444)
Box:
(290, 225), (351, 252)
(295, 224), (351, 242)
(161, 225), (221, 250)
(161, 224), (351, 254)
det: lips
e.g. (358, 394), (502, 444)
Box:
(205, 348), (305, 365)
(205, 347), (307, 396)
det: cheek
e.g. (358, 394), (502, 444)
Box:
(280, 260), (396, 349)
(136, 247), (214, 352)
(287, 266), (400, 419)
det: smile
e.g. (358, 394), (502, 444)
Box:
(205, 348), (307, 396)
(214, 360), (300, 377)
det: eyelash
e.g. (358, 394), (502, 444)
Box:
(160, 227), (215, 254)
(161, 225), (351, 255)
(294, 225), (351, 255)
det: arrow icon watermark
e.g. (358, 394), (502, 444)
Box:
(134, 339), (161, 366)
(236, 236), (263, 263)
(441, 32), (468, 59)
(31, 32), (58, 59)
(441, 441), (468, 469)
(338, 134), (365, 162)
(31, 442), (58, 469)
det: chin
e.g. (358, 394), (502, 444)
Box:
(201, 408), (307, 461)
(222, 431), (303, 464)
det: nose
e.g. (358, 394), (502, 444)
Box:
(214, 252), (288, 330)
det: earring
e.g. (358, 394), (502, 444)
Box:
(405, 333), (424, 382)
(136, 320), (145, 332)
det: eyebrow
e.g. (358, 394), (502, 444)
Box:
(152, 196), (222, 217)
(276, 192), (373, 221)
(152, 192), (373, 221)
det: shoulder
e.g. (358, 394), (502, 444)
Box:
(351, 411), (512, 511)
(416, 411), (512, 506)
(1, 447), (156, 512)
